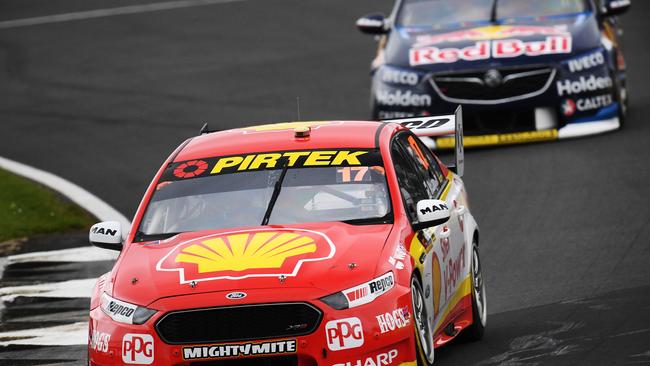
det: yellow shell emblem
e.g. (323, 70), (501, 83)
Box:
(157, 229), (335, 283)
(175, 232), (317, 273)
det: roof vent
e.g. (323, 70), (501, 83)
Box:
(294, 126), (311, 138)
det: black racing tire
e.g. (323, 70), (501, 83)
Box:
(463, 239), (487, 341)
(411, 275), (435, 366)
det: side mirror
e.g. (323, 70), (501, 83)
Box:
(356, 13), (389, 35)
(413, 200), (451, 231)
(89, 221), (123, 251)
(602, 0), (630, 16)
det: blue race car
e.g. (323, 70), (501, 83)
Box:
(357, 0), (630, 148)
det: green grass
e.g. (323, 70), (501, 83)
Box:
(0, 168), (94, 243)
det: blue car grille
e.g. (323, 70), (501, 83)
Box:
(430, 66), (555, 104)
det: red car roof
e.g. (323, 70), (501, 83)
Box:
(175, 121), (392, 161)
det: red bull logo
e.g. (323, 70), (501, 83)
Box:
(157, 229), (335, 283)
(414, 25), (569, 47)
(410, 36), (571, 66)
(410, 25), (572, 66)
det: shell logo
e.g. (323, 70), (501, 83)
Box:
(157, 229), (335, 283)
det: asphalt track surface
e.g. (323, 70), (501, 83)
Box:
(1, 0), (650, 365)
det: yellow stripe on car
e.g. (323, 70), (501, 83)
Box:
(241, 121), (332, 132)
(436, 129), (559, 149)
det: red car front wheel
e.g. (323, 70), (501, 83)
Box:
(411, 275), (435, 365)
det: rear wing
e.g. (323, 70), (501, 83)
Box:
(383, 106), (464, 177)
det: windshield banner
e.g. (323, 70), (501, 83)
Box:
(164, 149), (382, 181)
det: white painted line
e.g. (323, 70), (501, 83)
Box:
(0, 278), (98, 302)
(0, 157), (127, 347)
(0, 156), (130, 229)
(0, 322), (87, 346)
(0, 0), (248, 29)
(7, 246), (118, 264)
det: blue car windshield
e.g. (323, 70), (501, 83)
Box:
(397, 0), (588, 27)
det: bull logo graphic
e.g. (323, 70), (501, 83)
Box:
(157, 229), (335, 283)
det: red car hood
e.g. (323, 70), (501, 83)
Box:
(111, 222), (393, 307)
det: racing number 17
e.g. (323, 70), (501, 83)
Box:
(337, 167), (369, 183)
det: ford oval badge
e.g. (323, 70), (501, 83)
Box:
(226, 292), (247, 300)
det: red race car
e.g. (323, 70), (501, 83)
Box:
(88, 107), (486, 366)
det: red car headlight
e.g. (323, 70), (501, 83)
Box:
(320, 272), (395, 310)
(100, 292), (157, 325)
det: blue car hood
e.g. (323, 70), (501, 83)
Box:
(384, 13), (602, 72)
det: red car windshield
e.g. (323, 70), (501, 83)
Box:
(137, 149), (391, 239)
(398, 0), (588, 27)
